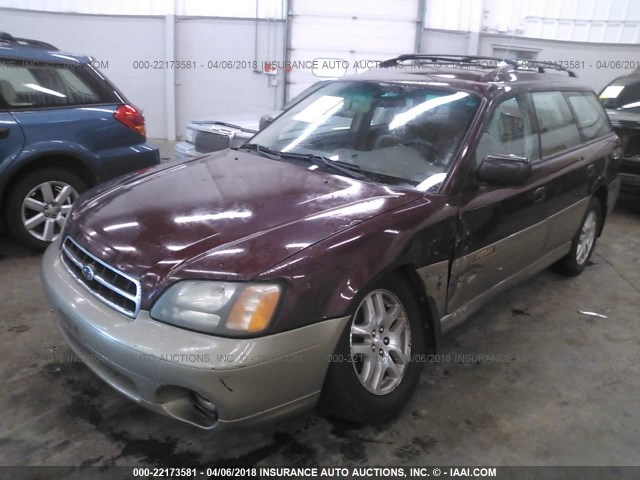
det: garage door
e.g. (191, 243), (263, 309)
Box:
(288, 0), (420, 98)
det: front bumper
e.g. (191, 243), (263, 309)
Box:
(620, 173), (640, 190)
(174, 141), (199, 161)
(41, 241), (348, 429)
(619, 158), (640, 193)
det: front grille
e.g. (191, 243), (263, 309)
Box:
(194, 130), (231, 153)
(60, 237), (141, 318)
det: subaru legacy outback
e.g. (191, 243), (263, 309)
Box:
(42, 55), (619, 430)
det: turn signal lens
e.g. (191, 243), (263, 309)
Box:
(227, 285), (280, 332)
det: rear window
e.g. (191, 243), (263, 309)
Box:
(0, 60), (113, 108)
(565, 92), (612, 141)
(531, 91), (582, 157)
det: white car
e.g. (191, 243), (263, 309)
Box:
(174, 82), (329, 160)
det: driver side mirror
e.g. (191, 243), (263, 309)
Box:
(259, 114), (275, 131)
(476, 154), (531, 187)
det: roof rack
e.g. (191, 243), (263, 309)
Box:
(0, 32), (57, 50)
(378, 54), (518, 69)
(378, 54), (576, 78)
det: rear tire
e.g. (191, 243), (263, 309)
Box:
(321, 275), (425, 424)
(4, 168), (87, 252)
(552, 197), (602, 277)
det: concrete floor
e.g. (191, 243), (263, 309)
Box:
(1, 173), (639, 467)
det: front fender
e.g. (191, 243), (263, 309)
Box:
(257, 196), (458, 338)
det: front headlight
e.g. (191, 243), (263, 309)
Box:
(150, 281), (281, 336)
(184, 127), (196, 143)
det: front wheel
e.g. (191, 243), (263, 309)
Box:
(4, 168), (87, 252)
(553, 197), (602, 276)
(321, 275), (425, 424)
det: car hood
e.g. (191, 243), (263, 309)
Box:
(66, 150), (422, 308)
(606, 108), (640, 128)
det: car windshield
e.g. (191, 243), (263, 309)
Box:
(249, 80), (481, 192)
(600, 77), (640, 113)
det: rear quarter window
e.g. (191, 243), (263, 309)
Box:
(565, 92), (612, 141)
(0, 60), (113, 109)
(531, 91), (582, 157)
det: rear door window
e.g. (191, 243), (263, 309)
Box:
(531, 91), (582, 157)
(0, 60), (112, 108)
(565, 92), (612, 141)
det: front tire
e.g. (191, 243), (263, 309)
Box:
(553, 197), (602, 277)
(4, 168), (87, 252)
(321, 275), (425, 424)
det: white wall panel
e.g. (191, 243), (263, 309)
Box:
(288, 0), (420, 98)
(178, 0), (284, 19)
(0, 0), (284, 18)
(425, 0), (473, 31)
(425, 0), (640, 43)
(293, 0), (418, 21)
(0, 0), (173, 15)
(480, 0), (640, 42)
(175, 18), (285, 136)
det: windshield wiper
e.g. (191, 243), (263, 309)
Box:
(239, 143), (282, 160)
(277, 151), (367, 180)
(240, 144), (366, 180)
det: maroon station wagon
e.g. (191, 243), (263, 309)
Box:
(42, 55), (620, 430)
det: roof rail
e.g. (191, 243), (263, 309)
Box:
(378, 54), (518, 69)
(379, 54), (576, 78)
(0, 32), (57, 50)
(529, 61), (577, 78)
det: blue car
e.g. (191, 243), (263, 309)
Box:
(0, 32), (159, 250)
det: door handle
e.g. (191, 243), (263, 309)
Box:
(586, 164), (595, 178)
(533, 186), (547, 204)
(0, 127), (9, 139)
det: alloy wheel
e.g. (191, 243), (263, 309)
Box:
(349, 289), (412, 395)
(576, 210), (597, 265)
(21, 181), (78, 242)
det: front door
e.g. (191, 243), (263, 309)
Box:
(447, 94), (549, 316)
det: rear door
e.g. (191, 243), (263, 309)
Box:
(447, 93), (548, 314)
(530, 91), (600, 252)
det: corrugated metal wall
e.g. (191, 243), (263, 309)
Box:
(426, 0), (640, 43)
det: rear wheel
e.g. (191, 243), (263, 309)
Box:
(5, 168), (87, 251)
(553, 197), (602, 276)
(321, 275), (425, 424)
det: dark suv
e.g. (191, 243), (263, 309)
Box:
(42, 55), (619, 430)
(600, 70), (640, 191)
(0, 33), (159, 250)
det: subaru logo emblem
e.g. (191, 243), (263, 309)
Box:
(81, 265), (95, 281)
